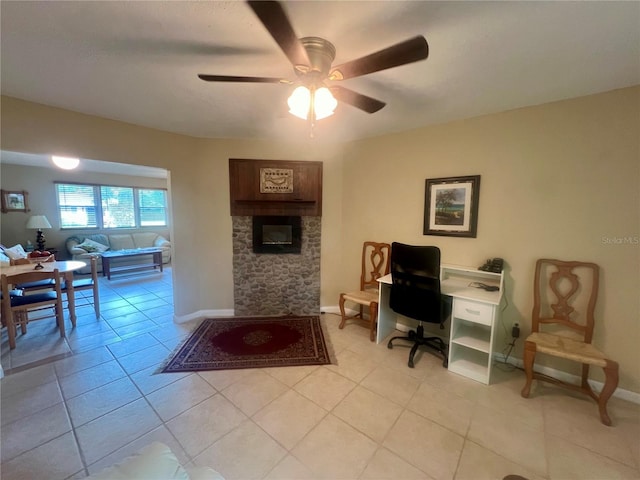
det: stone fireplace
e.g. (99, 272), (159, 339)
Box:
(232, 216), (320, 316)
(229, 159), (322, 316)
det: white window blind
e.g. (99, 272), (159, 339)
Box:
(138, 189), (167, 226)
(56, 184), (98, 228)
(101, 186), (135, 228)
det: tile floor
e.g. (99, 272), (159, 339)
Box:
(1, 267), (639, 480)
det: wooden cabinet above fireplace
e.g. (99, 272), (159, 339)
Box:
(229, 158), (323, 216)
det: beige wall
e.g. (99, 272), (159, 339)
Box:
(1, 87), (638, 392)
(0, 96), (345, 320)
(0, 163), (169, 254)
(335, 86), (639, 392)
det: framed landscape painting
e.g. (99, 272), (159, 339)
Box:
(423, 175), (480, 237)
(1, 190), (30, 213)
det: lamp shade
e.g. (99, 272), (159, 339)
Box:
(314, 87), (337, 120)
(26, 215), (52, 230)
(287, 86), (312, 120)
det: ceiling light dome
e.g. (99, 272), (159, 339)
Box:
(52, 155), (80, 170)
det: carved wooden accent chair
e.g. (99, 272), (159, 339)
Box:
(521, 259), (619, 426)
(339, 242), (391, 341)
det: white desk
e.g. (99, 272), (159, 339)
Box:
(377, 263), (504, 384)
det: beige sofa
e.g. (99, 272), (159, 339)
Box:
(66, 232), (171, 274)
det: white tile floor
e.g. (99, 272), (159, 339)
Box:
(1, 267), (639, 480)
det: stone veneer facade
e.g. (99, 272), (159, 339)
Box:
(232, 216), (321, 316)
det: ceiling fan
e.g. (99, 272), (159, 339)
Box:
(198, 0), (429, 124)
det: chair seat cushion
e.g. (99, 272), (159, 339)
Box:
(342, 289), (379, 305)
(10, 291), (58, 306)
(526, 331), (608, 367)
(15, 279), (55, 290)
(61, 278), (94, 290)
(0, 289), (23, 299)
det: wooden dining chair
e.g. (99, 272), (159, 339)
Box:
(0, 288), (23, 327)
(521, 259), (619, 426)
(1, 268), (64, 349)
(11, 255), (56, 292)
(339, 241), (391, 341)
(61, 256), (100, 318)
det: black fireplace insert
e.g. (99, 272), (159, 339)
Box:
(253, 216), (302, 254)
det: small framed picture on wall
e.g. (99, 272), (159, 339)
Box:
(423, 175), (480, 237)
(1, 190), (30, 213)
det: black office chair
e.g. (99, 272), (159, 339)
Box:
(387, 243), (448, 368)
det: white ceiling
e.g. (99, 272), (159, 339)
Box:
(1, 1), (639, 144)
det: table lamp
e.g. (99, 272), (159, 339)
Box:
(26, 215), (52, 251)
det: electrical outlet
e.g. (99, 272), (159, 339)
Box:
(511, 322), (520, 339)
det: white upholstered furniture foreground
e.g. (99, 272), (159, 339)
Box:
(86, 442), (224, 479)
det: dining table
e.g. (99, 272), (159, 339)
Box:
(0, 260), (87, 323)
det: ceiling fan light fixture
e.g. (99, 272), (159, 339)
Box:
(51, 155), (80, 170)
(314, 87), (337, 120)
(288, 85), (311, 119)
(287, 85), (337, 121)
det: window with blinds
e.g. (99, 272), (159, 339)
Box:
(56, 184), (98, 228)
(139, 189), (168, 226)
(101, 186), (135, 228)
(55, 183), (167, 229)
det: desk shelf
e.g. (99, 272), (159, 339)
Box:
(443, 264), (503, 385)
(451, 322), (491, 353)
(448, 354), (491, 384)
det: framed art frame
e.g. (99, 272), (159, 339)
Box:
(423, 175), (480, 237)
(1, 190), (30, 213)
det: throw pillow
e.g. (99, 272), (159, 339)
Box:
(77, 238), (109, 253)
(3, 244), (28, 260)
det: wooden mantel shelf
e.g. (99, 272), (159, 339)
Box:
(229, 159), (323, 216)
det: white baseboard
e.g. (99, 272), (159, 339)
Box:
(321, 306), (639, 404)
(173, 309), (235, 324)
(321, 306), (342, 315)
(494, 353), (640, 405)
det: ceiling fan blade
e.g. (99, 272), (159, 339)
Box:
(198, 74), (286, 83)
(330, 36), (428, 81)
(247, 0), (310, 69)
(330, 86), (386, 114)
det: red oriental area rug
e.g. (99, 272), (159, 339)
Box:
(159, 315), (334, 373)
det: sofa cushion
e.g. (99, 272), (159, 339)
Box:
(77, 238), (109, 253)
(109, 234), (136, 251)
(85, 234), (110, 248)
(132, 232), (159, 249)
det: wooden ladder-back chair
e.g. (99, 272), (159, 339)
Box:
(62, 256), (100, 318)
(1, 268), (64, 350)
(521, 259), (619, 426)
(339, 242), (391, 341)
(11, 255), (56, 292)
